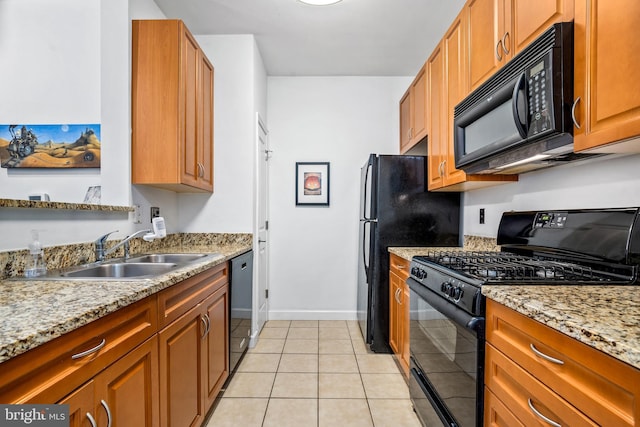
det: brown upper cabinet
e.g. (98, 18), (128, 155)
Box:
(132, 20), (214, 193)
(427, 10), (518, 191)
(572, 0), (640, 153)
(467, 0), (574, 91)
(399, 64), (428, 153)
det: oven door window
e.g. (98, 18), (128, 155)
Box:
(410, 289), (478, 427)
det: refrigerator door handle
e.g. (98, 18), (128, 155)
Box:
(359, 218), (378, 223)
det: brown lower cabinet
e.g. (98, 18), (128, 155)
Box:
(486, 299), (640, 426)
(388, 253), (410, 377)
(0, 262), (230, 427)
(61, 336), (160, 427)
(159, 283), (229, 427)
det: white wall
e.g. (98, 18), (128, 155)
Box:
(463, 153), (640, 237)
(267, 76), (411, 319)
(0, 0), (136, 250)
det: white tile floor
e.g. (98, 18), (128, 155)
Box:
(206, 320), (422, 427)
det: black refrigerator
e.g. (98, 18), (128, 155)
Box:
(357, 154), (461, 353)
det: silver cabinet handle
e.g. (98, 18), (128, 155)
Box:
(496, 40), (503, 61)
(528, 398), (561, 427)
(571, 97), (581, 129)
(501, 32), (510, 55)
(86, 412), (97, 427)
(101, 400), (112, 427)
(393, 264), (405, 270)
(72, 339), (106, 360)
(395, 288), (402, 304)
(205, 314), (211, 336)
(530, 343), (565, 365)
(201, 315), (208, 338)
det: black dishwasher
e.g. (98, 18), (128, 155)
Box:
(229, 250), (253, 374)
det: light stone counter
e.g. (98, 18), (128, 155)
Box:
(0, 234), (252, 364)
(389, 237), (640, 370)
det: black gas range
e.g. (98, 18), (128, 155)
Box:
(407, 208), (640, 427)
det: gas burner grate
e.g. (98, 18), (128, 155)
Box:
(419, 251), (606, 283)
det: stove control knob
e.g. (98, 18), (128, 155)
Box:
(441, 282), (451, 295)
(411, 266), (419, 277)
(453, 287), (463, 300)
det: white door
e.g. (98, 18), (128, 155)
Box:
(253, 113), (270, 345)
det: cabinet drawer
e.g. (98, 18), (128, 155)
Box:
(484, 387), (525, 427)
(486, 344), (597, 426)
(0, 296), (157, 404)
(486, 299), (640, 426)
(389, 253), (410, 280)
(157, 262), (228, 328)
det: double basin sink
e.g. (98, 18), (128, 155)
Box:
(39, 253), (221, 281)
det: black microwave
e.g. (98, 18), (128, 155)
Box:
(454, 22), (585, 175)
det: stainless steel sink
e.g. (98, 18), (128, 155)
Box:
(61, 262), (176, 279)
(126, 253), (209, 264)
(15, 252), (223, 281)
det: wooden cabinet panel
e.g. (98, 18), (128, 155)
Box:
(573, 0), (640, 152)
(94, 336), (159, 427)
(0, 296), (157, 404)
(467, 0), (505, 91)
(132, 20), (214, 192)
(467, 0), (573, 91)
(159, 305), (204, 427)
(399, 90), (412, 152)
(486, 299), (640, 426)
(158, 262), (228, 328)
(484, 387), (525, 427)
(159, 263), (230, 426)
(60, 381), (95, 427)
(399, 64), (428, 153)
(443, 10), (467, 188)
(427, 43), (446, 189)
(509, 0), (574, 54)
(486, 343), (598, 427)
(203, 284), (229, 408)
(389, 254), (409, 376)
(61, 337), (159, 427)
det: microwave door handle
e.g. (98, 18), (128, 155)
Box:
(511, 72), (529, 138)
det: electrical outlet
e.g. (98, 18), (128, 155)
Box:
(132, 205), (142, 224)
(479, 208), (485, 224)
(151, 207), (160, 222)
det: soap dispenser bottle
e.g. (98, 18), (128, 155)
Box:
(25, 229), (47, 277)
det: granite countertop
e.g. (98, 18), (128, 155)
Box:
(0, 242), (252, 364)
(389, 240), (640, 371)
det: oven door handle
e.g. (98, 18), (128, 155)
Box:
(466, 316), (484, 334)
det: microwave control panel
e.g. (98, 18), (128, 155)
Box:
(527, 52), (553, 136)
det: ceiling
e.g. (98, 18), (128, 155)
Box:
(152, 0), (466, 76)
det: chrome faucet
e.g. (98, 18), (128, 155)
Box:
(94, 229), (151, 262)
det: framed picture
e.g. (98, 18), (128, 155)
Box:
(295, 162), (330, 206)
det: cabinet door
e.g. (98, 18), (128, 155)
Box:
(60, 381), (95, 427)
(388, 271), (401, 355)
(573, 0), (640, 152)
(198, 53), (215, 191)
(181, 28), (200, 189)
(427, 43), (446, 190)
(467, 0), (507, 91)
(94, 336), (159, 427)
(399, 89), (412, 153)
(509, 0), (574, 55)
(159, 307), (205, 427)
(443, 10), (468, 187)
(203, 284), (229, 408)
(400, 283), (410, 375)
(410, 65), (428, 144)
